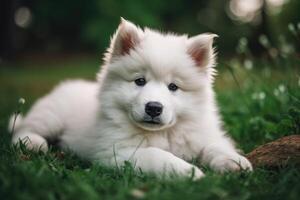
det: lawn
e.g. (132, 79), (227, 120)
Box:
(0, 56), (300, 200)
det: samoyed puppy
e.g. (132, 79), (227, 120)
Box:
(11, 18), (252, 179)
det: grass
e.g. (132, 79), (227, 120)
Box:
(0, 56), (300, 200)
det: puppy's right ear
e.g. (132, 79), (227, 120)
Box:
(187, 33), (217, 69)
(105, 18), (142, 62)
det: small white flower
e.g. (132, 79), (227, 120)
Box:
(278, 84), (285, 93)
(239, 37), (248, 46)
(18, 98), (26, 105)
(288, 23), (296, 33)
(274, 89), (280, 96)
(258, 92), (266, 100)
(281, 44), (295, 55)
(244, 59), (253, 70)
(252, 92), (265, 100)
(237, 37), (248, 53)
(130, 189), (145, 199)
(259, 34), (270, 48)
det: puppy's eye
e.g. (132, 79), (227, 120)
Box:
(168, 83), (178, 91)
(134, 77), (146, 86)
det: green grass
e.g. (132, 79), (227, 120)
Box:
(0, 57), (300, 200)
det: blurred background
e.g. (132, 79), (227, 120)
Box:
(0, 0), (299, 60)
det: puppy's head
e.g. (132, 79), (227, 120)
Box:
(99, 18), (217, 132)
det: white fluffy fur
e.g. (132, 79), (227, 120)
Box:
(10, 19), (252, 179)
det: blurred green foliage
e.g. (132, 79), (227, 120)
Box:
(17, 0), (299, 56)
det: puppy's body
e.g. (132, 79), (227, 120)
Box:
(11, 19), (252, 179)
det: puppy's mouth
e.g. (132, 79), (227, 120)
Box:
(142, 117), (161, 125)
(129, 114), (175, 131)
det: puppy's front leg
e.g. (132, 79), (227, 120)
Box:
(201, 139), (253, 173)
(114, 147), (204, 179)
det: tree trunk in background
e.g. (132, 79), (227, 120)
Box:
(248, 0), (270, 56)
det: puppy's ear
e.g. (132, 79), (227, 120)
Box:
(187, 33), (217, 68)
(106, 18), (142, 61)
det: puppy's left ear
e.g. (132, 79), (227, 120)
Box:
(106, 18), (143, 62)
(187, 33), (217, 68)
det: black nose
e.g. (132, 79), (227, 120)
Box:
(145, 101), (163, 118)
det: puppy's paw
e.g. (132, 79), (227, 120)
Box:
(189, 166), (205, 180)
(174, 165), (205, 180)
(210, 154), (253, 173)
(12, 132), (48, 152)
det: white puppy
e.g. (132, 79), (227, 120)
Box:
(11, 19), (252, 179)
